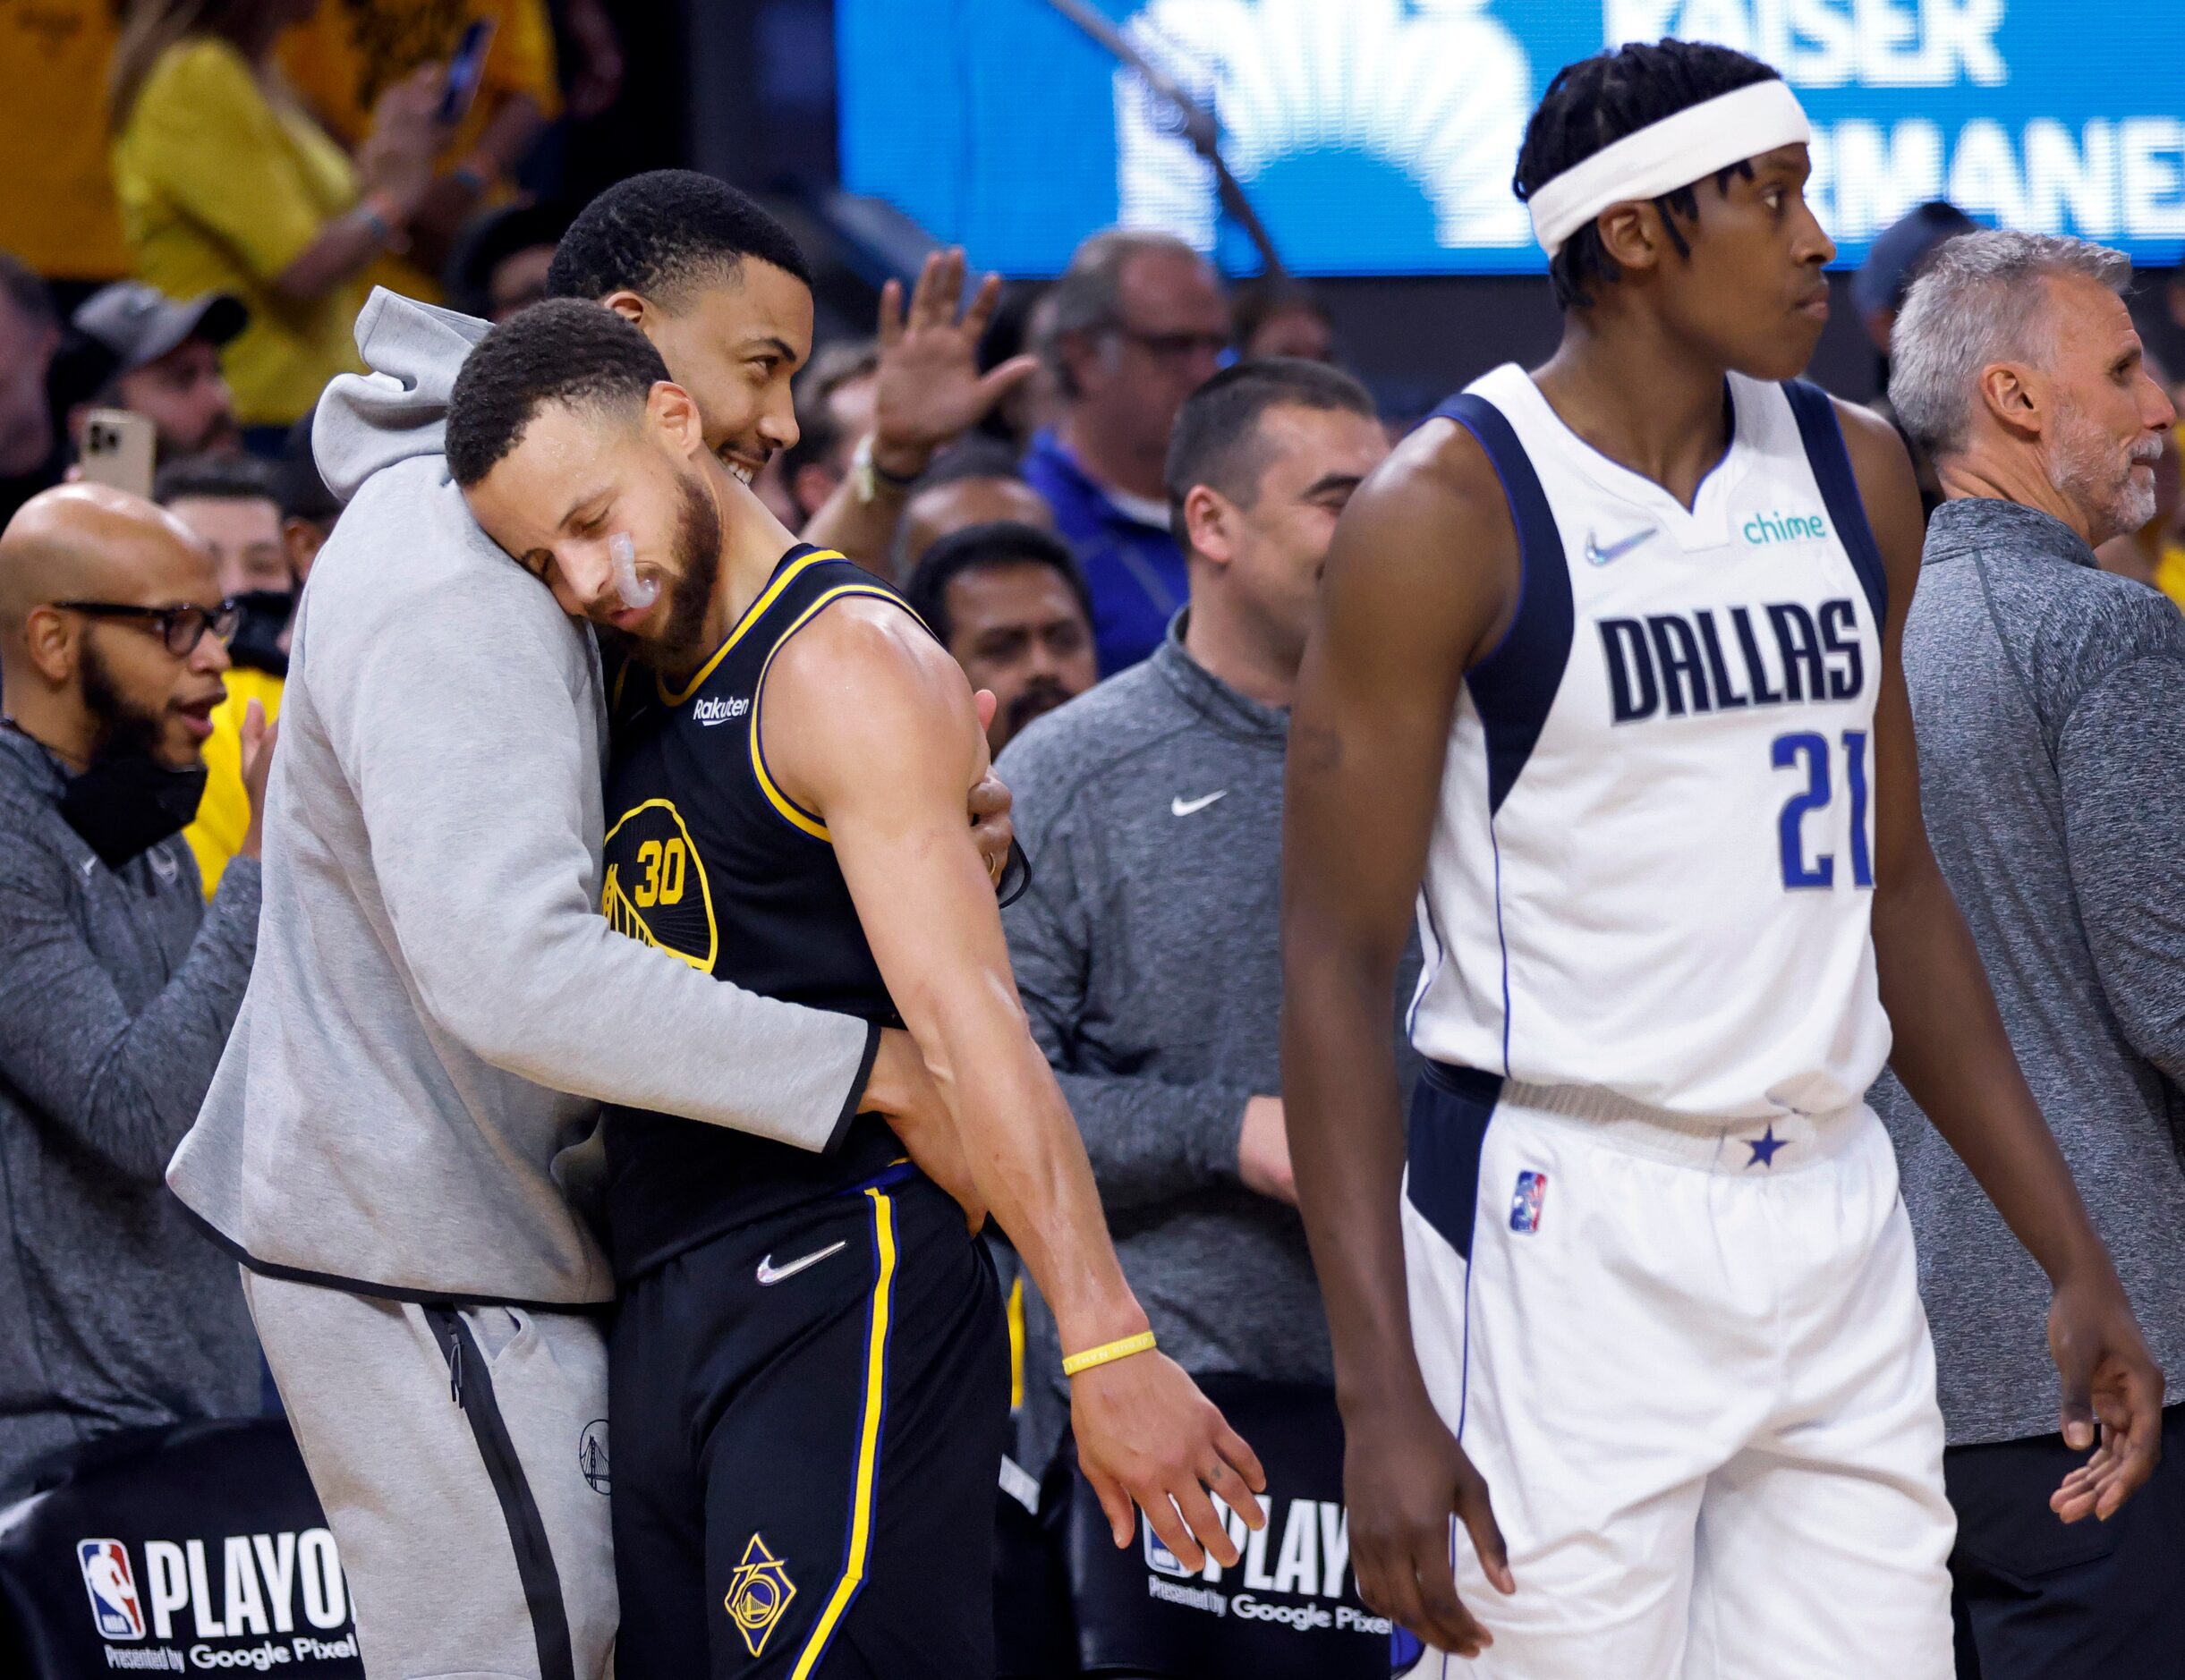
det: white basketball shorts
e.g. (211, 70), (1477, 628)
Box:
(1395, 1067), (1955, 1679)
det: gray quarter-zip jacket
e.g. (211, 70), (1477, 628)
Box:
(0, 729), (261, 1489)
(1869, 496), (2185, 1444)
(166, 290), (872, 1306)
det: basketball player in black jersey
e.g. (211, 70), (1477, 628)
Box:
(444, 301), (1265, 1678)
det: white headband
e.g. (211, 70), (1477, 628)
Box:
(1526, 80), (1812, 257)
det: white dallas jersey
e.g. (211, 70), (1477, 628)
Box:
(1408, 362), (1893, 1119)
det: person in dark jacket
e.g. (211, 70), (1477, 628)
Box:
(0, 482), (269, 1491)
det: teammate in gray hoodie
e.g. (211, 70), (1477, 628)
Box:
(166, 277), (1006, 1678)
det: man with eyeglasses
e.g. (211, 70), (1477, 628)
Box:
(0, 482), (275, 1495)
(1026, 229), (1229, 674)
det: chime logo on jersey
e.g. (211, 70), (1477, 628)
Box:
(1509, 1170), (1548, 1235)
(600, 798), (717, 971)
(79, 1539), (146, 1640)
(725, 1533), (796, 1658)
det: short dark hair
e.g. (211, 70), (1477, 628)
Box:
(445, 300), (671, 488)
(905, 521), (1091, 647)
(545, 170), (812, 310)
(153, 451), (279, 509)
(1229, 276), (1331, 352)
(1163, 358), (1376, 547)
(1514, 39), (1781, 310)
(275, 407), (341, 526)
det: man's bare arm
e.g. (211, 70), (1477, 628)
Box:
(1840, 399), (2163, 1518)
(761, 599), (1265, 1568)
(1280, 421), (1517, 1657)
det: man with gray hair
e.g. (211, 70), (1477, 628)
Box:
(1024, 228), (1229, 674)
(1875, 229), (2185, 1678)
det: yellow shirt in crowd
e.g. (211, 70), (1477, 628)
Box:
(2155, 544), (2185, 615)
(0, 0), (128, 279)
(278, 0), (561, 302)
(110, 38), (368, 428)
(185, 666), (285, 899)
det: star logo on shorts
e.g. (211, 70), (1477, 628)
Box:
(725, 1533), (796, 1657)
(1744, 1124), (1789, 1168)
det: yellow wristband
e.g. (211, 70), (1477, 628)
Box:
(1061, 1329), (1158, 1378)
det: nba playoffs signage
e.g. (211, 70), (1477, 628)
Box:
(0, 1421), (361, 1677)
(837, 0), (2185, 274)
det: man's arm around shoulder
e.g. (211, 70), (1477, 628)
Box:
(331, 562), (869, 1148)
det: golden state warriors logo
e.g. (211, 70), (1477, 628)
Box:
(600, 799), (718, 971)
(724, 1532), (796, 1657)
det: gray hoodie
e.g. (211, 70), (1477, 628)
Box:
(166, 290), (872, 1306)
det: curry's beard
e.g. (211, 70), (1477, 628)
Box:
(79, 637), (166, 765)
(652, 472), (725, 662)
(2050, 412), (2159, 547)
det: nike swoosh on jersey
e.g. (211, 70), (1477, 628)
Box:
(755, 1240), (848, 1286)
(1584, 527), (1656, 566)
(1171, 791), (1228, 817)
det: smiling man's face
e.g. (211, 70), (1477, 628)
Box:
(613, 258), (814, 489)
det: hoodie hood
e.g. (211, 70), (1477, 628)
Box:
(313, 288), (492, 502)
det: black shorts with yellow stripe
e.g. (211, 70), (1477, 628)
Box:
(609, 1166), (1009, 1679)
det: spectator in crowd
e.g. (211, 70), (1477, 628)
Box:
(893, 437), (1055, 576)
(1231, 275), (1336, 363)
(278, 0), (561, 290)
(779, 339), (881, 525)
(107, 0), (447, 437)
(998, 361), (1399, 1650)
(1875, 229), (2185, 1676)
(546, 176), (1035, 570)
(1026, 229), (1229, 675)
(443, 196), (572, 322)
(66, 284), (246, 463)
(0, 0), (129, 291)
(155, 453), (292, 601)
(156, 454), (289, 897)
(906, 521), (1095, 754)
(0, 482), (270, 1493)
(0, 255), (66, 528)
(1857, 200), (1977, 513)
(273, 405), (343, 581)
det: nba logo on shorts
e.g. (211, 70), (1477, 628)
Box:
(77, 1539), (145, 1640)
(1509, 1170), (1548, 1235)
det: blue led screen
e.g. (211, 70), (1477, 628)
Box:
(838, 0), (2185, 275)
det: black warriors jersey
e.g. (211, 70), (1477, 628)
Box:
(599, 546), (919, 1277)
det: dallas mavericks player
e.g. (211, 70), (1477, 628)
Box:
(1280, 40), (2164, 1678)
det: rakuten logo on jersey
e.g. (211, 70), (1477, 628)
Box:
(74, 1530), (352, 1650)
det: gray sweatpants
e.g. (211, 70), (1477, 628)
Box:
(242, 1268), (616, 1680)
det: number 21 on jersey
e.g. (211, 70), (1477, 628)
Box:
(1772, 729), (1872, 891)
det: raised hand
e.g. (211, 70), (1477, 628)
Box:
(238, 699), (279, 861)
(869, 249), (1040, 479)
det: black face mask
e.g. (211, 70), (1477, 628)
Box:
(225, 588), (293, 677)
(57, 754), (208, 870)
